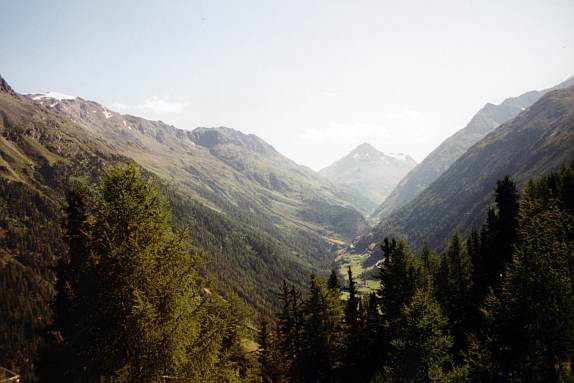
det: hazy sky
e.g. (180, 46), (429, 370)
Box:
(2, 0), (573, 170)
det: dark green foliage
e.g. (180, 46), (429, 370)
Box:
(37, 165), (253, 382)
(378, 239), (418, 323)
(437, 232), (473, 358)
(385, 289), (458, 382)
(0, 179), (62, 381)
(262, 166), (574, 382)
(165, 186), (312, 314)
(328, 269), (341, 291)
(479, 166), (574, 381)
(257, 319), (282, 383)
(344, 267), (359, 330)
(478, 177), (521, 296)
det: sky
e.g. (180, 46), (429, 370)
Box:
(2, 0), (573, 170)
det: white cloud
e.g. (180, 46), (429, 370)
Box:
(109, 97), (189, 115)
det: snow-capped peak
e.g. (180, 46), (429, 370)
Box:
(383, 152), (410, 161)
(30, 91), (76, 101)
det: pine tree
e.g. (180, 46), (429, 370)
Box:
(39, 183), (96, 382)
(344, 266), (359, 329)
(483, 169), (574, 381)
(276, 281), (303, 381)
(299, 274), (344, 383)
(419, 242), (440, 289)
(45, 164), (248, 382)
(437, 232), (473, 359)
(385, 288), (459, 382)
(378, 239), (418, 324)
(478, 177), (520, 296)
(327, 269), (341, 291)
(257, 319), (276, 383)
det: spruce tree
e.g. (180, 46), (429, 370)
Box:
(344, 266), (359, 329)
(257, 319), (276, 383)
(300, 274), (344, 383)
(479, 177), (520, 296)
(437, 232), (473, 359)
(378, 239), (418, 324)
(484, 169), (574, 381)
(327, 269), (341, 291)
(277, 281), (303, 381)
(45, 164), (248, 382)
(384, 288), (458, 382)
(420, 242), (440, 289)
(39, 183), (96, 382)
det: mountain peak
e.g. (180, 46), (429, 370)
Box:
(354, 142), (378, 151)
(0, 75), (15, 95)
(347, 143), (414, 163)
(319, 143), (417, 214)
(348, 142), (382, 159)
(191, 126), (277, 156)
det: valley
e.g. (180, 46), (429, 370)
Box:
(1, 74), (573, 382)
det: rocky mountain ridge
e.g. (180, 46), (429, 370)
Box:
(372, 75), (574, 222)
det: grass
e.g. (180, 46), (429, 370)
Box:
(335, 250), (379, 295)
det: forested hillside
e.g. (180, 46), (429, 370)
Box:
(259, 166), (574, 382)
(0, 77), (319, 380)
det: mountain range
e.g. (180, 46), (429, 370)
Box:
(27, 92), (370, 251)
(0, 75), (378, 373)
(354, 83), (574, 265)
(3, 71), (574, 380)
(371, 75), (574, 222)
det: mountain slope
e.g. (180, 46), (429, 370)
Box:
(319, 143), (416, 215)
(356, 85), (574, 258)
(27, 95), (369, 264)
(0, 77), (319, 378)
(372, 75), (574, 222)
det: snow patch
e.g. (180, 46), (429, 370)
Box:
(102, 109), (113, 119)
(352, 152), (371, 160)
(122, 120), (133, 130)
(384, 152), (409, 161)
(30, 91), (76, 101)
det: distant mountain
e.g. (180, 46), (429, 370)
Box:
(319, 143), (416, 216)
(355, 84), (574, 261)
(371, 75), (574, 222)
